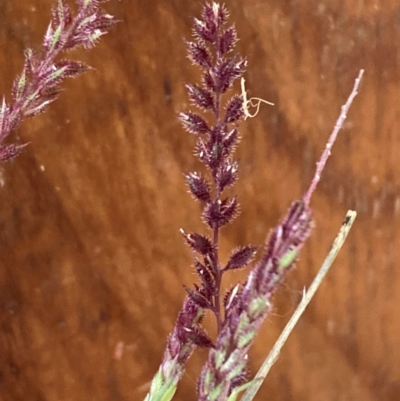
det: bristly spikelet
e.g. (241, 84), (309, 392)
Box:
(184, 325), (214, 349)
(186, 40), (213, 68)
(219, 26), (238, 55)
(202, 197), (240, 229)
(184, 285), (213, 310)
(194, 259), (217, 296)
(218, 160), (238, 193)
(214, 56), (247, 94)
(221, 128), (239, 156)
(225, 95), (244, 123)
(180, 112), (211, 135)
(51, 0), (72, 27)
(185, 172), (212, 203)
(0, 143), (30, 162)
(224, 245), (258, 271)
(180, 230), (215, 256)
(186, 84), (215, 111)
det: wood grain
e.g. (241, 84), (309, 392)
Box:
(0, 1), (399, 400)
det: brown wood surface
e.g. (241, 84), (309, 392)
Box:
(1, 1), (399, 400)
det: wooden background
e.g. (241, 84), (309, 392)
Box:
(1, 0), (399, 400)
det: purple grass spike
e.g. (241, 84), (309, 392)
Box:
(145, 2), (250, 400)
(179, 1), (248, 336)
